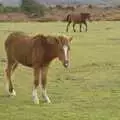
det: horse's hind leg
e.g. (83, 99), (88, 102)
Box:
(73, 23), (76, 32)
(12, 63), (18, 74)
(5, 61), (17, 96)
(66, 22), (71, 32)
(40, 66), (51, 103)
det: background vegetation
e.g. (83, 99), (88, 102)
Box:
(0, 0), (46, 16)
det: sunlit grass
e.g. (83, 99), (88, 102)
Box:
(0, 21), (120, 120)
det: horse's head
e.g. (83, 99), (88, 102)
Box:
(56, 35), (72, 68)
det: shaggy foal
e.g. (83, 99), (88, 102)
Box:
(4, 32), (72, 104)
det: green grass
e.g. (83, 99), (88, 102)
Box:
(0, 21), (120, 120)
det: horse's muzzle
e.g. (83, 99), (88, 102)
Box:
(63, 61), (69, 68)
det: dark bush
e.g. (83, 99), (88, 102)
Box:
(21, 0), (46, 17)
(88, 4), (93, 9)
(0, 4), (21, 13)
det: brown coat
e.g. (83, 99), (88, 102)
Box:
(4, 31), (72, 104)
(5, 32), (71, 68)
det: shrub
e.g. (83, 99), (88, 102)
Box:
(21, 0), (46, 17)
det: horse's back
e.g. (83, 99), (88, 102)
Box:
(70, 13), (81, 22)
(5, 32), (33, 66)
(68, 12), (90, 23)
(5, 32), (30, 47)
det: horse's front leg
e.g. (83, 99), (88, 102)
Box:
(66, 22), (71, 32)
(73, 23), (76, 32)
(79, 23), (82, 32)
(84, 21), (88, 32)
(32, 68), (40, 104)
(40, 65), (51, 103)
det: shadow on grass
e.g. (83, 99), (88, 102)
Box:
(63, 62), (120, 81)
(108, 38), (120, 41)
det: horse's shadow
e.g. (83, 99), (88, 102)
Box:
(0, 94), (14, 98)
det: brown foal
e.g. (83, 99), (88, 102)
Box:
(4, 32), (72, 104)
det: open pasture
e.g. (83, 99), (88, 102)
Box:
(0, 21), (120, 120)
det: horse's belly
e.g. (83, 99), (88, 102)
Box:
(13, 46), (33, 67)
(14, 53), (32, 67)
(72, 20), (80, 23)
(16, 55), (32, 67)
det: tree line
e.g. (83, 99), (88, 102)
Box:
(0, 0), (46, 17)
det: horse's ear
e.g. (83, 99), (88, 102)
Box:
(55, 38), (60, 45)
(55, 36), (61, 45)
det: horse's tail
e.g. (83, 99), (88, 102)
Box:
(66, 14), (71, 21)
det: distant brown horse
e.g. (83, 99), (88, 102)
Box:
(66, 13), (91, 32)
(4, 32), (72, 104)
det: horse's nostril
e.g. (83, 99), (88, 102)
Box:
(64, 64), (68, 68)
(63, 62), (69, 68)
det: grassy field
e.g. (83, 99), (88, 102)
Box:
(0, 21), (120, 120)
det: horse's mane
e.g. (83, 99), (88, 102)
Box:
(9, 32), (71, 46)
(32, 34), (57, 45)
(32, 34), (70, 46)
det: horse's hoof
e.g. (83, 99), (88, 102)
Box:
(46, 99), (51, 104)
(33, 99), (39, 104)
(42, 95), (51, 104)
(32, 96), (39, 104)
(9, 89), (16, 96)
(47, 101), (51, 104)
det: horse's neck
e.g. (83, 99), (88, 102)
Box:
(44, 44), (58, 60)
